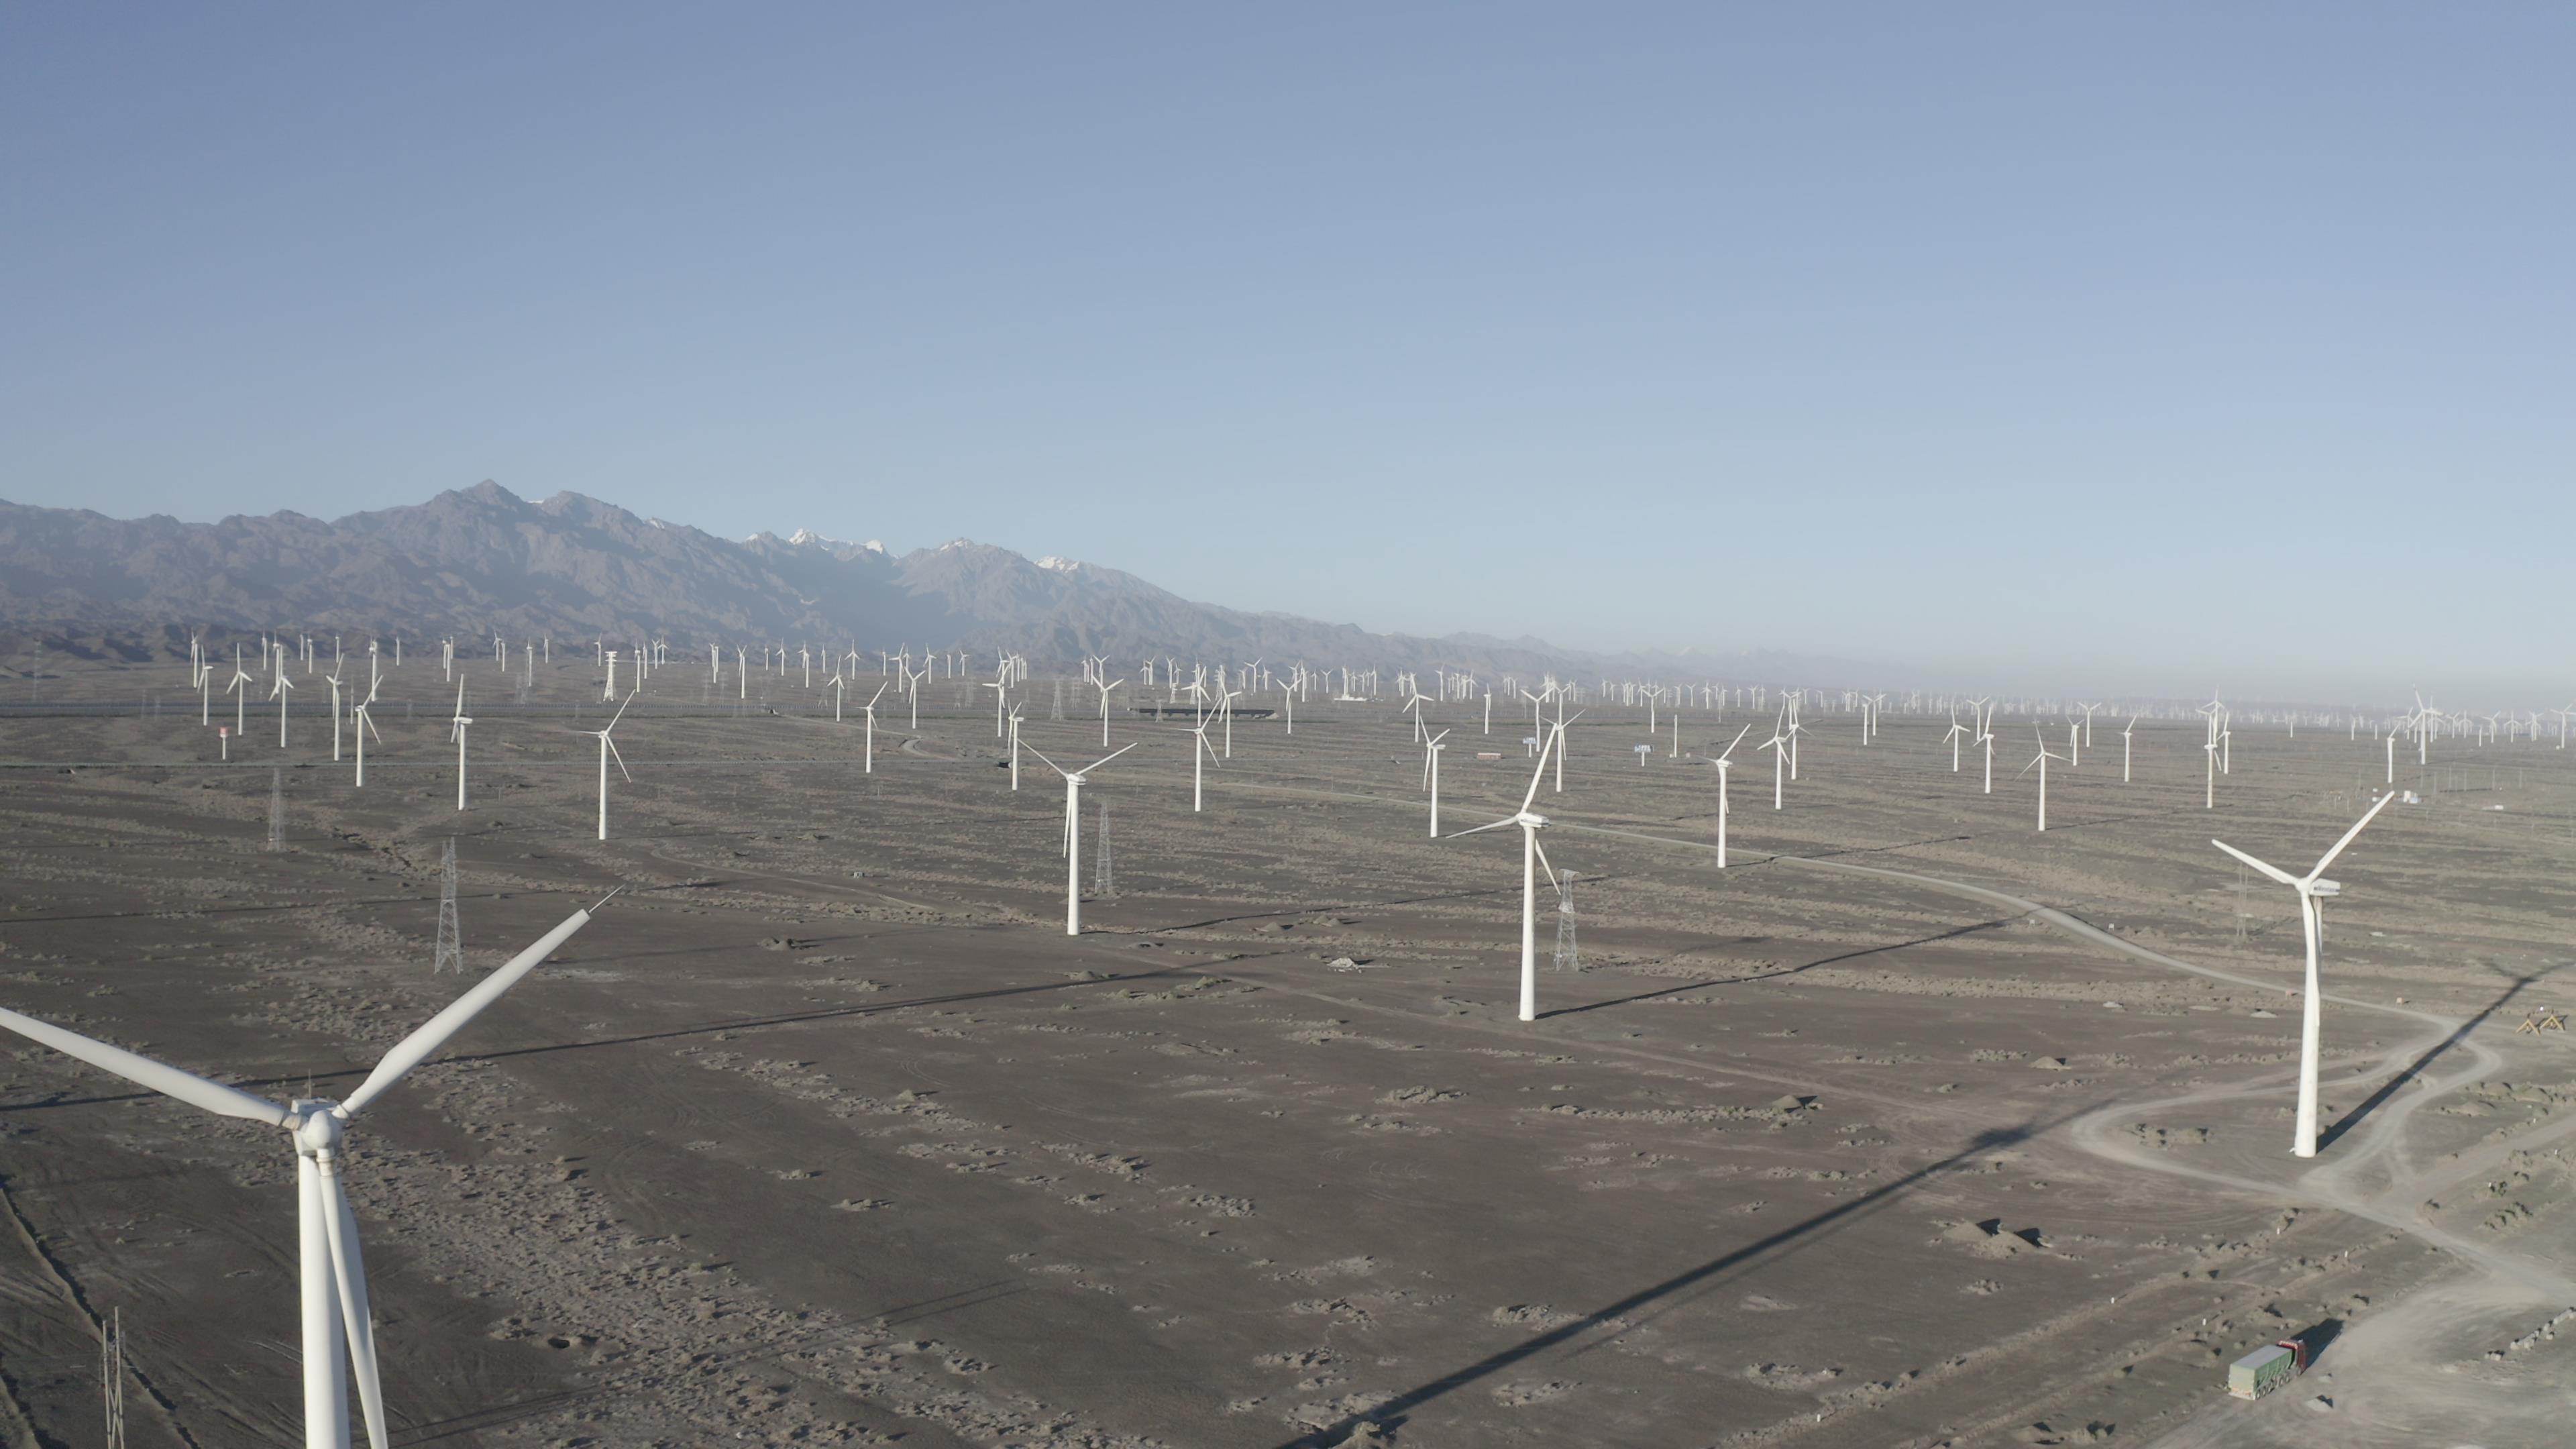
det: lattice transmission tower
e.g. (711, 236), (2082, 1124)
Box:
(435, 838), (465, 974)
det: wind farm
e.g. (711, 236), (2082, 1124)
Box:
(8, 7), (2573, 1446)
(1, 592), (2572, 1449)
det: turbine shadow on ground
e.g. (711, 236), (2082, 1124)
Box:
(1540, 916), (2017, 1019)
(2317, 963), (2560, 1151)
(1274, 1111), (2082, 1449)
(0, 970), (1187, 1116)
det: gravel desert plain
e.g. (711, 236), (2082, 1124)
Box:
(4, 660), (2572, 1449)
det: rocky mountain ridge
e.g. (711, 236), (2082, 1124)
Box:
(0, 482), (1904, 684)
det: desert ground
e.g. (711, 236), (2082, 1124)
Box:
(3, 659), (2572, 1448)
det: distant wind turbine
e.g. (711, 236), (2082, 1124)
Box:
(449, 682), (472, 812)
(1025, 742), (1136, 934)
(2210, 793), (2396, 1158)
(580, 694), (635, 841)
(2018, 727), (2068, 832)
(1449, 718), (1571, 1022)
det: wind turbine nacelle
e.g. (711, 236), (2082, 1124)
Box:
(2310, 879), (2342, 898)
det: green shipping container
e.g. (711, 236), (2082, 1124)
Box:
(2228, 1344), (2298, 1399)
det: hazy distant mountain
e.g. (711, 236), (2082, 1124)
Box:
(0, 482), (1911, 684)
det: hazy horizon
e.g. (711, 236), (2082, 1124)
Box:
(5, 7), (2569, 704)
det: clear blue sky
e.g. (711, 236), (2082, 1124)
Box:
(5, 5), (2567, 704)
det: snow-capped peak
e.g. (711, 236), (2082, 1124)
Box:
(1036, 555), (1081, 572)
(788, 527), (827, 546)
(861, 539), (885, 554)
(938, 537), (974, 551)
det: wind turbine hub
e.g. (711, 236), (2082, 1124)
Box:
(1521, 812), (1548, 828)
(290, 1102), (347, 1152)
(2310, 879), (2342, 897)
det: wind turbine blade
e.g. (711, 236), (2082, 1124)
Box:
(0, 1007), (290, 1124)
(1022, 744), (1070, 778)
(605, 692), (633, 732)
(2210, 839), (2300, 887)
(1532, 835), (1558, 891)
(1081, 742), (1137, 773)
(1446, 815), (1521, 839)
(1517, 724), (1563, 811)
(605, 735), (633, 783)
(341, 907), (596, 1116)
(321, 1173), (392, 1449)
(2308, 790), (2398, 879)
(1717, 723), (1752, 762)
(868, 682), (888, 707)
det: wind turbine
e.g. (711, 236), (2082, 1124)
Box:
(1449, 719), (1570, 1022)
(826, 668), (847, 722)
(1707, 722), (1753, 866)
(860, 682), (888, 772)
(1092, 675), (1124, 747)
(1189, 707), (1224, 813)
(1025, 742), (1136, 934)
(449, 682), (472, 811)
(2121, 715), (2138, 784)
(227, 647), (255, 739)
(270, 669), (297, 747)
(325, 672), (346, 762)
(1941, 711), (1968, 772)
(0, 895), (610, 1449)
(351, 682), (384, 788)
(2211, 793), (2397, 1158)
(1421, 728), (1450, 837)
(581, 694), (635, 841)
(1760, 712), (1789, 810)
(2018, 727), (2068, 831)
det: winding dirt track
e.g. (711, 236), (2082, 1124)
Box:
(1783, 853), (2575, 1448)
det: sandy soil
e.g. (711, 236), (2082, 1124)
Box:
(3, 662), (2571, 1447)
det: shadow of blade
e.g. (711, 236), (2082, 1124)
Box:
(1540, 916), (2013, 1019)
(1273, 1110), (2086, 1448)
(2318, 964), (2557, 1150)
(1, 969), (1187, 1114)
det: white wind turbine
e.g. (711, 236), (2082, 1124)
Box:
(1760, 712), (1790, 810)
(2211, 793), (2396, 1158)
(1025, 742), (1136, 934)
(1092, 675), (1124, 747)
(351, 682), (384, 788)
(1189, 698), (1231, 813)
(860, 682), (889, 772)
(449, 682), (472, 811)
(270, 669), (297, 747)
(0, 896), (610, 1449)
(1707, 722), (1753, 865)
(1449, 719), (1570, 1022)
(2121, 714), (2139, 783)
(325, 671), (347, 762)
(2018, 727), (2068, 832)
(1421, 728), (1450, 837)
(1941, 711), (1968, 772)
(580, 694), (635, 841)
(827, 667), (846, 722)
(227, 647), (256, 738)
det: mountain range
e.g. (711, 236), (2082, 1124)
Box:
(0, 482), (1903, 684)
